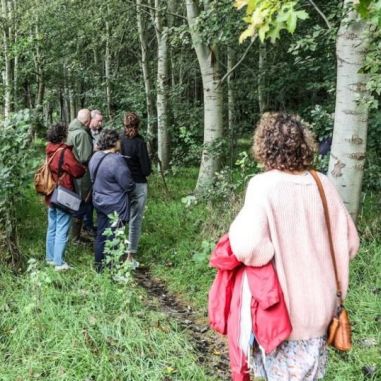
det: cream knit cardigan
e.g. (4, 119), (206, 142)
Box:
(229, 170), (359, 340)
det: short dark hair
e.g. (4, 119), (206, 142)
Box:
(97, 129), (120, 150)
(47, 123), (68, 144)
(253, 112), (317, 171)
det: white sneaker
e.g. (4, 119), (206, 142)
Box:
(55, 262), (72, 271)
(131, 259), (140, 270)
(46, 260), (55, 266)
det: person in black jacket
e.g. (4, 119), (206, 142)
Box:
(120, 112), (151, 268)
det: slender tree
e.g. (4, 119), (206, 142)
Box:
(328, 0), (371, 220)
(186, 0), (223, 193)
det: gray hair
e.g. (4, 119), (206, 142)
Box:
(91, 109), (102, 118)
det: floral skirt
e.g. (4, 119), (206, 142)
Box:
(251, 336), (328, 381)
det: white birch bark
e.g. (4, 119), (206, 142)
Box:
(136, 0), (155, 155)
(154, 0), (170, 170)
(186, 0), (223, 193)
(328, 1), (370, 221)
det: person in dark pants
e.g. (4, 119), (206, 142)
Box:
(89, 129), (135, 272)
(67, 109), (94, 244)
(120, 112), (151, 268)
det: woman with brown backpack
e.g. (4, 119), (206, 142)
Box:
(44, 123), (85, 271)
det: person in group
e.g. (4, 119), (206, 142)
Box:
(83, 109), (104, 236)
(89, 129), (135, 272)
(89, 109), (103, 150)
(120, 112), (151, 268)
(67, 109), (94, 244)
(45, 123), (86, 271)
(228, 112), (360, 380)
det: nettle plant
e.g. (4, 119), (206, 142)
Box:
(0, 110), (34, 265)
(103, 212), (133, 283)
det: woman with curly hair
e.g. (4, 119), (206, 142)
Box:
(120, 112), (151, 268)
(228, 112), (359, 380)
(89, 129), (135, 272)
(45, 123), (86, 271)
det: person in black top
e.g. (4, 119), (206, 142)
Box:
(120, 112), (151, 268)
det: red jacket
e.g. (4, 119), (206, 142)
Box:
(45, 143), (86, 205)
(208, 234), (292, 381)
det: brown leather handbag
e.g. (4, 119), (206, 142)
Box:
(310, 170), (352, 352)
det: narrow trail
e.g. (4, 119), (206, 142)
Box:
(134, 268), (231, 381)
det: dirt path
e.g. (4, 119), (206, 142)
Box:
(134, 268), (231, 381)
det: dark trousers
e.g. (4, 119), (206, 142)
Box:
(84, 203), (95, 230)
(94, 211), (125, 272)
(94, 211), (112, 272)
(73, 200), (92, 220)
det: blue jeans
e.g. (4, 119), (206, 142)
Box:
(128, 183), (148, 254)
(46, 207), (72, 266)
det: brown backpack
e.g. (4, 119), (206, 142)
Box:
(34, 148), (64, 196)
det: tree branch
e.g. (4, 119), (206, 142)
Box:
(219, 37), (256, 86)
(308, 0), (332, 29)
(129, 0), (187, 21)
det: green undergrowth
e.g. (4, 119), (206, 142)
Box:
(141, 168), (381, 381)
(0, 185), (214, 381)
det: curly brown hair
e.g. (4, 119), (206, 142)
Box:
(253, 112), (317, 172)
(123, 112), (140, 139)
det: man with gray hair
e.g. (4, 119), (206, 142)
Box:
(89, 109), (103, 150)
(83, 109), (104, 236)
(67, 109), (93, 244)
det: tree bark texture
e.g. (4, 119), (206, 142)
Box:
(186, 0), (223, 193)
(136, 0), (155, 156)
(328, 1), (370, 221)
(154, 0), (170, 170)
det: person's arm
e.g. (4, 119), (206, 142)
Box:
(115, 156), (136, 193)
(137, 139), (151, 177)
(229, 177), (274, 266)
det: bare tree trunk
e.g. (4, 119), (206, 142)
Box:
(328, 1), (370, 221)
(105, 18), (112, 120)
(154, 0), (170, 170)
(34, 23), (44, 109)
(69, 86), (76, 121)
(136, 0), (155, 155)
(258, 42), (267, 114)
(186, 0), (223, 193)
(227, 47), (235, 169)
(2, 0), (12, 117)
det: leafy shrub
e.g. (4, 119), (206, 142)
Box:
(0, 110), (34, 264)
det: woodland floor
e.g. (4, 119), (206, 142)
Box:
(0, 168), (380, 381)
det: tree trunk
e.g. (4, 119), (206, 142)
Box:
(154, 0), (170, 170)
(186, 0), (223, 193)
(328, 1), (370, 221)
(2, 0), (12, 117)
(227, 47), (235, 169)
(258, 42), (267, 114)
(136, 0), (155, 156)
(105, 18), (112, 120)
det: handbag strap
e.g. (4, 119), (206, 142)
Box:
(91, 152), (111, 186)
(310, 170), (343, 306)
